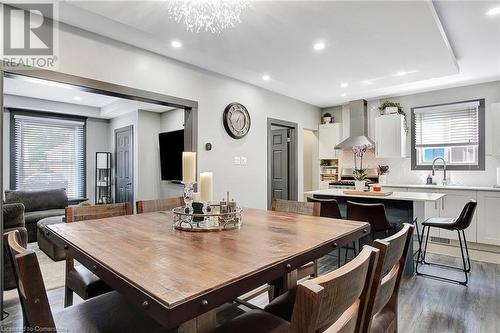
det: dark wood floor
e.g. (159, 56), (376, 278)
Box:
(1, 251), (498, 332)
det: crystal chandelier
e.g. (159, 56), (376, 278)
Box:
(167, 1), (249, 34)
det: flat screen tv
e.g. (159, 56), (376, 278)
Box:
(159, 129), (184, 181)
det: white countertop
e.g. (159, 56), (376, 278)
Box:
(381, 183), (500, 192)
(305, 189), (445, 202)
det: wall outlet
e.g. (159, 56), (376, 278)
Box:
(241, 157), (247, 165)
(233, 156), (241, 165)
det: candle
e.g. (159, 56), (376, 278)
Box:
(193, 192), (201, 202)
(200, 172), (213, 203)
(182, 152), (196, 183)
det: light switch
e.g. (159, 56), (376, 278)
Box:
(233, 156), (241, 165)
(241, 157), (247, 165)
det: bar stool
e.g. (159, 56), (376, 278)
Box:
(416, 200), (476, 285)
(307, 197), (352, 267)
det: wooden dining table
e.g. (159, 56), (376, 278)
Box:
(46, 207), (370, 332)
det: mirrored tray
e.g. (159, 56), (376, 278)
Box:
(172, 205), (242, 232)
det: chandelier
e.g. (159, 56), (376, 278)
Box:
(166, 1), (249, 34)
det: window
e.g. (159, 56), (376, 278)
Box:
(411, 99), (485, 170)
(11, 111), (86, 198)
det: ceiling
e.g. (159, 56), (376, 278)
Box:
(57, 1), (500, 107)
(4, 76), (175, 118)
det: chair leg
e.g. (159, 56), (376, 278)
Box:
(462, 230), (471, 272)
(337, 248), (341, 268)
(457, 231), (469, 285)
(267, 285), (275, 303)
(64, 287), (73, 307)
(421, 225), (431, 263)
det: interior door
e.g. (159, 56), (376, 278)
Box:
(115, 126), (134, 208)
(271, 128), (289, 200)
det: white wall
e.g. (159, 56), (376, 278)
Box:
(160, 109), (185, 199)
(325, 81), (500, 187)
(50, 22), (320, 208)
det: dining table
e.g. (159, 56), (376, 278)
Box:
(46, 207), (370, 332)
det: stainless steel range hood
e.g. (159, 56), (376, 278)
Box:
(334, 99), (375, 149)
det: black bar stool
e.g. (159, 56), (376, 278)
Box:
(416, 200), (476, 285)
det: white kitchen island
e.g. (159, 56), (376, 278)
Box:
(304, 188), (445, 275)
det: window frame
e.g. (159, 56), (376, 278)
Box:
(9, 109), (87, 198)
(411, 99), (485, 171)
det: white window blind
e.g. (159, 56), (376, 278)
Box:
(414, 101), (480, 148)
(13, 114), (85, 198)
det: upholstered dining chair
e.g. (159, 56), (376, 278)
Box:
(362, 223), (414, 333)
(64, 202), (132, 307)
(4, 230), (169, 333)
(213, 245), (380, 333)
(136, 197), (184, 214)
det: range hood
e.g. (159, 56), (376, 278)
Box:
(334, 99), (375, 150)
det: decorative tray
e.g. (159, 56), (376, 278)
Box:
(172, 205), (242, 232)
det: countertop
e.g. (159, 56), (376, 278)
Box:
(305, 189), (445, 202)
(380, 183), (500, 192)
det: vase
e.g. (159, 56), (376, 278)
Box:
(323, 116), (332, 124)
(354, 180), (366, 191)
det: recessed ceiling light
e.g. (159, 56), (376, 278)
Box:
(262, 74), (271, 81)
(171, 40), (183, 48)
(74, 96), (81, 101)
(393, 70), (418, 77)
(340, 83), (349, 88)
(487, 7), (500, 16)
(313, 42), (325, 51)
(341, 93), (347, 97)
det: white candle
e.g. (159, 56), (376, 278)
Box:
(200, 172), (213, 203)
(182, 152), (196, 183)
(193, 192), (201, 202)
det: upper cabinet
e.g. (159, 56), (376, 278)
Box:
(374, 114), (406, 158)
(318, 123), (342, 159)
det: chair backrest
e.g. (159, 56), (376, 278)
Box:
(346, 201), (391, 232)
(362, 223), (414, 333)
(65, 202), (132, 222)
(136, 197), (184, 214)
(307, 197), (342, 219)
(4, 231), (56, 331)
(453, 200), (477, 230)
(289, 246), (379, 333)
(271, 199), (320, 217)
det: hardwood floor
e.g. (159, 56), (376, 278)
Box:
(1, 250), (498, 332)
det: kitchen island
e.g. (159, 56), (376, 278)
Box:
(304, 189), (445, 275)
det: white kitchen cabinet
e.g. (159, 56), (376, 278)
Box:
(412, 188), (441, 237)
(318, 123), (342, 159)
(381, 186), (407, 192)
(477, 191), (500, 245)
(438, 190), (477, 242)
(374, 114), (406, 158)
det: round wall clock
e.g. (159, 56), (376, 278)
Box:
(223, 103), (251, 139)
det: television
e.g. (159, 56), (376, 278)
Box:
(159, 129), (184, 181)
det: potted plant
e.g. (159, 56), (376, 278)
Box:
(378, 100), (408, 132)
(322, 112), (333, 124)
(352, 144), (371, 190)
(377, 165), (389, 184)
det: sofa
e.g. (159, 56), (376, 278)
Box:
(4, 188), (68, 243)
(3, 202), (28, 290)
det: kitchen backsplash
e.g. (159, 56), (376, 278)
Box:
(338, 149), (500, 187)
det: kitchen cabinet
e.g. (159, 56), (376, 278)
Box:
(374, 114), (406, 158)
(439, 190), (477, 242)
(477, 191), (500, 245)
(319, 123), (342, 159)
(412, 188), (442, 237)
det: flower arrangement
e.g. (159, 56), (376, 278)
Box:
(352, 144), (371, 181)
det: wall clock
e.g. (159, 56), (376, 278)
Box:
(223, 103), (251, 139)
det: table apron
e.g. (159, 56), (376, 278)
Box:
(46, 225), (369, 329)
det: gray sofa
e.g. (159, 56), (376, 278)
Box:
(3, 202), (28, 290)
(4, 188), (68, 243)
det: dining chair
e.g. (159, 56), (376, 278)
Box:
(362, 223), (414, 333)
(64, 202), (132, 307)
(136, 197), (184, 213)
(214, 246), (380, 333)
(416, 200), (476, 285)
(4, 230), (169, 333)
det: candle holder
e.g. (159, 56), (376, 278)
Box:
(171, 205), (242, 232)
(182, 182), (196, 214)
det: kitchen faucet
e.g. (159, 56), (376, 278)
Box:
(432, 157), (447, 185)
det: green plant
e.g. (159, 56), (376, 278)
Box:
(353, 168), (367, 181)
(320, 159), (331, 166)
(378, 100), (409, 133)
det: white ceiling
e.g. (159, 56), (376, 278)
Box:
(57, 1), (500, 107)
(4, 76), (175, 118)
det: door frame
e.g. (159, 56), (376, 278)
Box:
(114, 125), (134, 207)
(267, 118), (298, 209)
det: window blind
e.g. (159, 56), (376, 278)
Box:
(13, 114), (85, 198)
(414, 101), (479, 148)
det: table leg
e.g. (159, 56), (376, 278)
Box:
(283, 269), (298, 291)
(179, 309), (216, 333)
